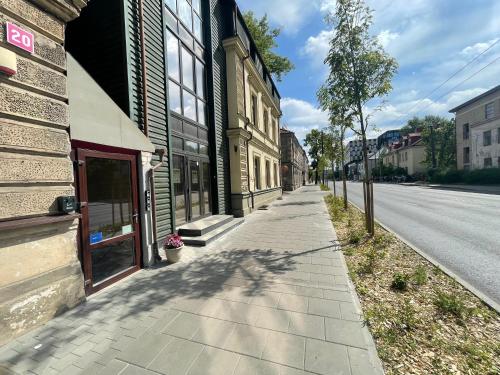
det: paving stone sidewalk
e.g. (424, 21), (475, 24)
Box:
(0, 186), (383, 375)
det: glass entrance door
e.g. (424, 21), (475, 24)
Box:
(173, 155), (211, 227)
(76, 149), (141, 295)
(189, 160), (201, 221)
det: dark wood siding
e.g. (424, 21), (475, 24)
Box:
(125, 0), (173, 237)
(206, 0), (231, 214)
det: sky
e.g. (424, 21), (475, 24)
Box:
(237, 0), (500, 145)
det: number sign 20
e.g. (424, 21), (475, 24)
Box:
(6, 22), (34, 54)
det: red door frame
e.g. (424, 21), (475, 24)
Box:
(75, 147), (142, 295)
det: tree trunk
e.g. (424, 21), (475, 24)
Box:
(359, 112), (374, 236)
(340, 133), (348, 210)
(332, 159), (337, 197)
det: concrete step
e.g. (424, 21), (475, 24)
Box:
(178, 215), (233, 237)
(182, 218), (244, 246)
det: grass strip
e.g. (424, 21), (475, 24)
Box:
(325, 194), (500, 375)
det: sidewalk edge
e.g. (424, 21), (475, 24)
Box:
(322, 198), (385, 375)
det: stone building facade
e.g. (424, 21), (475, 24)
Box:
(0, 0), (87, 345)
(382, 133), (426, 176)
(224, 8), (282, 216)
(450, 85), (500, 170)
(280, 128), (308, 191)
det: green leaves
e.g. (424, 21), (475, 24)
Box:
(321, 0), (398, 130)
(243, 11), (294, 81)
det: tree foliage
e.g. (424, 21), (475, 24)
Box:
(243, 11), (294, 81)
(403, 116), (456, 169)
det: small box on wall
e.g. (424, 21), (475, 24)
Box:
(0, 47), (16, 76)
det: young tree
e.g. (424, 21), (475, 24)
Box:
(243, 11), (294, 81)
(323, 0), (398, 235)
(317, 86), (352, 209)
(304, 129), (327, 185)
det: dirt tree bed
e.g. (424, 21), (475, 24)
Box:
(325, 195), (500, 375)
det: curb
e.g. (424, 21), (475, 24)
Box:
(322, 198), (386, 375)
(348, 200), (500, 314)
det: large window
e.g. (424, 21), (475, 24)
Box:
(251, 94), (258, 127)
(166, 0), (203, 44)
(485, 102), (495, 119)
(265, 160), (271, 188)
(254, 156), (261, 190)
(166, 0), (208, 156)
(484, 157), (492, 168)
(463, 147), (470, 164)
(274, 163), (278, 187)
(484, 130), (492, 146)
(263, 109), (269, 136)
(463, 123), (469, 140)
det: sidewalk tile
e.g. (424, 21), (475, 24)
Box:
(116, 333), (173, 367)
(163, 312), (207, 339)
(325, 318), (367, 348)
(348, 347), (376, 375)
(288, 312), (325, 340)
(304, 339), (350, 375)
(186, 347), (239, 375)
(191, 317), (236, 347)
(278, 295), (309, 313)
(308, 298), (341, 319)
(221, 324), (269, 358)
(148, 338), (204, 375)
(234, 356), (281, 375)
(254, 308), (290, 332)
(262, 331), (305, 369)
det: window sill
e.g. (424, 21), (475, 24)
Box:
(0, 214), (81, 232)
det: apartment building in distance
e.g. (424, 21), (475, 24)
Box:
(382, 132), (426, 176)
(280, 128), (308, 191)
(450, 85), (500, 170)
(345, 138), (378, 179)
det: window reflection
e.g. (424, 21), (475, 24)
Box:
(193, 15), (202, 41)
(165, 0), (176, 12)
(192, 0), (201, 14)
(197, 99), (206, 126)
(196, 60), (205, 98)
(181, 47), (194, 90)
(183, 90), (196, 121)
(169, 80), (182, 114)
(166, 31), (179, 81)
(178, 0), (192, 29)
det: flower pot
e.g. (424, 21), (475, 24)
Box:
(165, 245), (183, 263)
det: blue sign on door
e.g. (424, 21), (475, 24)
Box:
(89, 232), (103, 244)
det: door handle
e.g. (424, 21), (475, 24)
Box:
(133, 210), (139, 224)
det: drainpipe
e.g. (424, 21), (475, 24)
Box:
(149, 148), (167, 261)
(139, 0), (161, 259)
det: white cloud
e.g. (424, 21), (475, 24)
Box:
(377, 30), (399, 49)
(281, 97), (329, 144)
(461, 38), (499, 56)
(301, 29), (334, 69)
(237, 0), (321, 35)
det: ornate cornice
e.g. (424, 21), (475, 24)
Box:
(29, 0), (87, 22)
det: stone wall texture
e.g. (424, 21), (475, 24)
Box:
(0, 0), (86, 344)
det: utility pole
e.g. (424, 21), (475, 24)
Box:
(430, 124), (437, 169)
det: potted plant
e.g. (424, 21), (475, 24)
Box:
(164, 234), (184, 263)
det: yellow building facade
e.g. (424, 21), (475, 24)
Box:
(223, 36), (282, 217)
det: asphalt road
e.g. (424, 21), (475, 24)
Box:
(329, 181), (500, 308)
